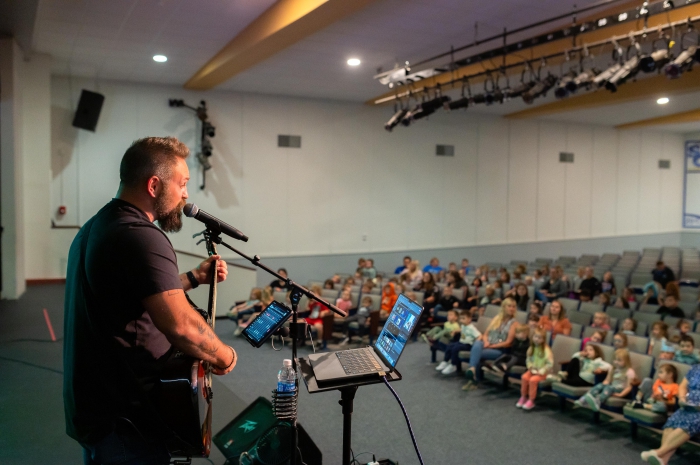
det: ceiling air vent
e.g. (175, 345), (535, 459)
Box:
(658, 160), (670, 169)
(436, 144), (454, 156)
(559, 152), (574, 163)
(278, 135), (301, 148)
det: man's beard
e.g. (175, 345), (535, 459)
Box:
(155, 192), (185, 233)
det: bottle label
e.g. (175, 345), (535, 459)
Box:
(277, 381), (296, 393)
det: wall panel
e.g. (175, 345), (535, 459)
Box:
(476, 118), (509, 244)
(507, 120), (538, 243)
(591, 127), (618, 236)
(564, 125), (593, 238)
(536, 122), (567, 240)
(42, 77), (687, 282)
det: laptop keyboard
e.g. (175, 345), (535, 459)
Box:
(337, 349), (383, 375)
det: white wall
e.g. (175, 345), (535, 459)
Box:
(1, 39), (26, 299)
(44, 77), (685, 281)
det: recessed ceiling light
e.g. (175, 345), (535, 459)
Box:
(347, 58), (361, 66)
(657, 97), (670, 105)
(153, 55), (167, 63)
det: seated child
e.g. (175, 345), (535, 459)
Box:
(670, 320), (693, 343)
(477, 285), (498, 316)
(582, 330), (607, 350)
(591, 311), (611, 330)
(516, 328), (553, 410)
(323, 279), (335, 290)
(527, 313), (541, 331)
(335, 289), (353, 315)
(632, 364), (679, 413)
(576, 348), (635, 411)
(437, 311), (481, 375)
(673, 335), (700, 365)
(380, 283), (398, 321)
(620, 317), (637, 336)
(557, 343), (611, 386)
(304, 285), (330, 337)
(529, 301), (543, 316)
(228, 287), (262, 326)
(599, 293), (612, 307)
(613, 332), (628, 350)
(432, 286), (460, 322)
(488, 324), (530, 373)
(425, 309), (460, 362)
(648, 321), (669, 356)
(341, 296), (373, 345)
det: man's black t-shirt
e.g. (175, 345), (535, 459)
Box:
(63, 199), (183, 445)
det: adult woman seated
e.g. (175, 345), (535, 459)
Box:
(538, 300), (572, 339)
(641, 363), (700, 465)
(462, 297), (517, 390)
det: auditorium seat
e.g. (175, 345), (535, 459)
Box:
(623, 360), (692, 430)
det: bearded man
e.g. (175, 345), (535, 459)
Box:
(63, 137), (236, 464)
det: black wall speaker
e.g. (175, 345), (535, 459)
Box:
(72, 90), (105, 132)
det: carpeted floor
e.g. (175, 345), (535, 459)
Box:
(2, 284), (699, 464)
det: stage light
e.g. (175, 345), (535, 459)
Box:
(196, 152), (212, 171)
(153, 55), (167, 63)
(201, 139), (213, 157)
(522, 74), (557, 104)
(554, 70), (577, 99)
(639, 1), (650, 16)
(605, 51), (641, 92)
(657, 97), (670, 104)
(421, 95), (451, 111)
(618, 12), (628, 21)
(565, 69), (599, 93)
(665, 45), (698, 79)
(447, 97), (470, 110)
(663, 0), (674, 9)
(592, 62), (622, 87)
(385, 108), (409, 131)
(347, 58), (361, 66)
(639, 48), (670, 73)
(471, 93), (486, 105)
(203, 121), (215, 138)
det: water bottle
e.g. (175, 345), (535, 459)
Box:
(277, 359), (296, 393)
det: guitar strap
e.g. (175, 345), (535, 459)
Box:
(77, 218), (185, 452)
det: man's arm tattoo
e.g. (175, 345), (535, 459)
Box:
(198, 341), (218, 356)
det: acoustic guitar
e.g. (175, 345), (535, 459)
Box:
(150, 240), (219, 458)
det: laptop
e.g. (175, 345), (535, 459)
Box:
(308, 294), (423, 382)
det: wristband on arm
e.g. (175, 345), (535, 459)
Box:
(186, 270), (199, 289)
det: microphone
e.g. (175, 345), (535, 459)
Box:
(183, 203), (249, 242)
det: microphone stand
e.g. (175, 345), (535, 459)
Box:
(205, 232), (347, 465)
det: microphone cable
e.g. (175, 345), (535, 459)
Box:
(381, 375), (425, 465)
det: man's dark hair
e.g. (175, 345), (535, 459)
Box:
(120, 137), (189, 188)
(656, 261), (664, 267)
(404, 255), (411, 260)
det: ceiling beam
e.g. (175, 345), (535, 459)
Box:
(505, 74), (700, 119)
(366, 1), (700, 105)
(184, 0), (378, 90)
(616, 107), (700, 130)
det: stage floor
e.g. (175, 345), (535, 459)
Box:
(2, 284), (699, 464)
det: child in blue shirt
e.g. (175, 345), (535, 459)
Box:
(673, 335), (700, 365)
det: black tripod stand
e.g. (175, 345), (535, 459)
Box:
(209, 235), (347, 465)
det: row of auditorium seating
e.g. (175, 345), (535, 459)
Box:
(453, 332), (700, 445)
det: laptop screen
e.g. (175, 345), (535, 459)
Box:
(374, 294), (423, 368)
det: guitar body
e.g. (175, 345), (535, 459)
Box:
(152, 350), (213, 458)
(151, 236), (220, 458)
